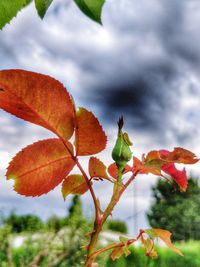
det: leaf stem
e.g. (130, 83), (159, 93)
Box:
(89, 238), (136, 261)
(59, 137), (100, 224)
(75, 158), (100, 222)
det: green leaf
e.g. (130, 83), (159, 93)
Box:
(0, 0), (31, 30)
(74, 0), (105, 24)
(34, 0), (53, 18)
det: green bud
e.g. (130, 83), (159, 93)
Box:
(112, 117), (132, 178)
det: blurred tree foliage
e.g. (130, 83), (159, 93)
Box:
(0, 197), (127, 265)
(104, 219), (128, 234)
(3, 212), (43, 233)
(147, 177), (200, 241)
(46, 215), (67, 232)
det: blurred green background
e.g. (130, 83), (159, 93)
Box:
(0, 177), (200, 266)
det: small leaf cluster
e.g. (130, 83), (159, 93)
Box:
(0, 0), (105, 30)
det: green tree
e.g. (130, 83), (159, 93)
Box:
(105, 219), (128, 234)
(3, 212), (43, 233)
(46, 215), (67, 232)
(147, 177), (200, 241)
(67, 195), (86, 226)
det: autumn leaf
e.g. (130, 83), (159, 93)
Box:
(162, 163), (187, 191)
(89, 157), (111, 181)
(144, 148), (198, 167)
(75, 107), (107, 155)
(111, 246), (130, 261)
(62, 174), (89, 200)
(140, 148), (198, 191)
(145, 228), (183, 256)
(111, 237), (131, 261)
(140, 235), (158, 259)
(143, 150), (166, 170)
(6, 139), (75, 196)
(108, 162), (132, 179)
(160, 147), (198, 164)
(133, 156), (161, 176)
(0, 69), (75, 142)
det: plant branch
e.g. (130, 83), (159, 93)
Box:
(59, 137), (99, 224)
(89, 238), (136, 261)
(85, 170), (139, 266)
(59, 134), (139, 266)
(75, 159), (100, 223)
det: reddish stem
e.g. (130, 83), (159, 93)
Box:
(59, 135), (139, 266)
(59, 137), (100, 222)
(85, 171), (139, 266)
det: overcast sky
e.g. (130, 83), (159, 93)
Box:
(0, 0), (200, 235)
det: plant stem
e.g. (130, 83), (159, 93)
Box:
(85, 171), (138, 266)
(60, 135), (138, 266)
(88, 239), (136, 262)
(75, 159), (100, 223)
(59, 137), (100, 223)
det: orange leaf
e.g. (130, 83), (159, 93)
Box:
(145, 228), (183, 256)
(108, 162), (132, 179)
(145, 150), (161, 162)
(0, 70), (75, 141)
(161, 147), (199, 164)
(111, 237), (131, 261)
(108, 163), (118, 178)
(75, 107), (107, 155)
(143, 150), (166, 170)
(89, 157), (111, 181)
(140, 235), (158, 259)
(140, 148), (198, 191)
(133, 157), (161, 176)
(111, 247), (122, 261)
(62, 174), (89, 200)
(6, 139), (75, 196)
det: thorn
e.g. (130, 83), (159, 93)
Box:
(85, 230), (95, 237)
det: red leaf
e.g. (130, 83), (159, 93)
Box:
(108, 163), (118, 178)
(89, 157), (111, 181)
(162, 163), (187, 191)
(62, 174), (89, 200)
(141, 147), (198, 190)
(6, 139), (75, 196)
(75, 107), (107, 155)
(160, 147), (198, 164)
(0, 70), (75, 141)
(133, 157), (161, 176)
(108, 162), (132, 179)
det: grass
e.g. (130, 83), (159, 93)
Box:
(106, 241), (200, 267)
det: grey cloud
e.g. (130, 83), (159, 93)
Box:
(0, 0), (200, 233)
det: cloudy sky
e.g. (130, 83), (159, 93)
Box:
(0, 0), (200, 235)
